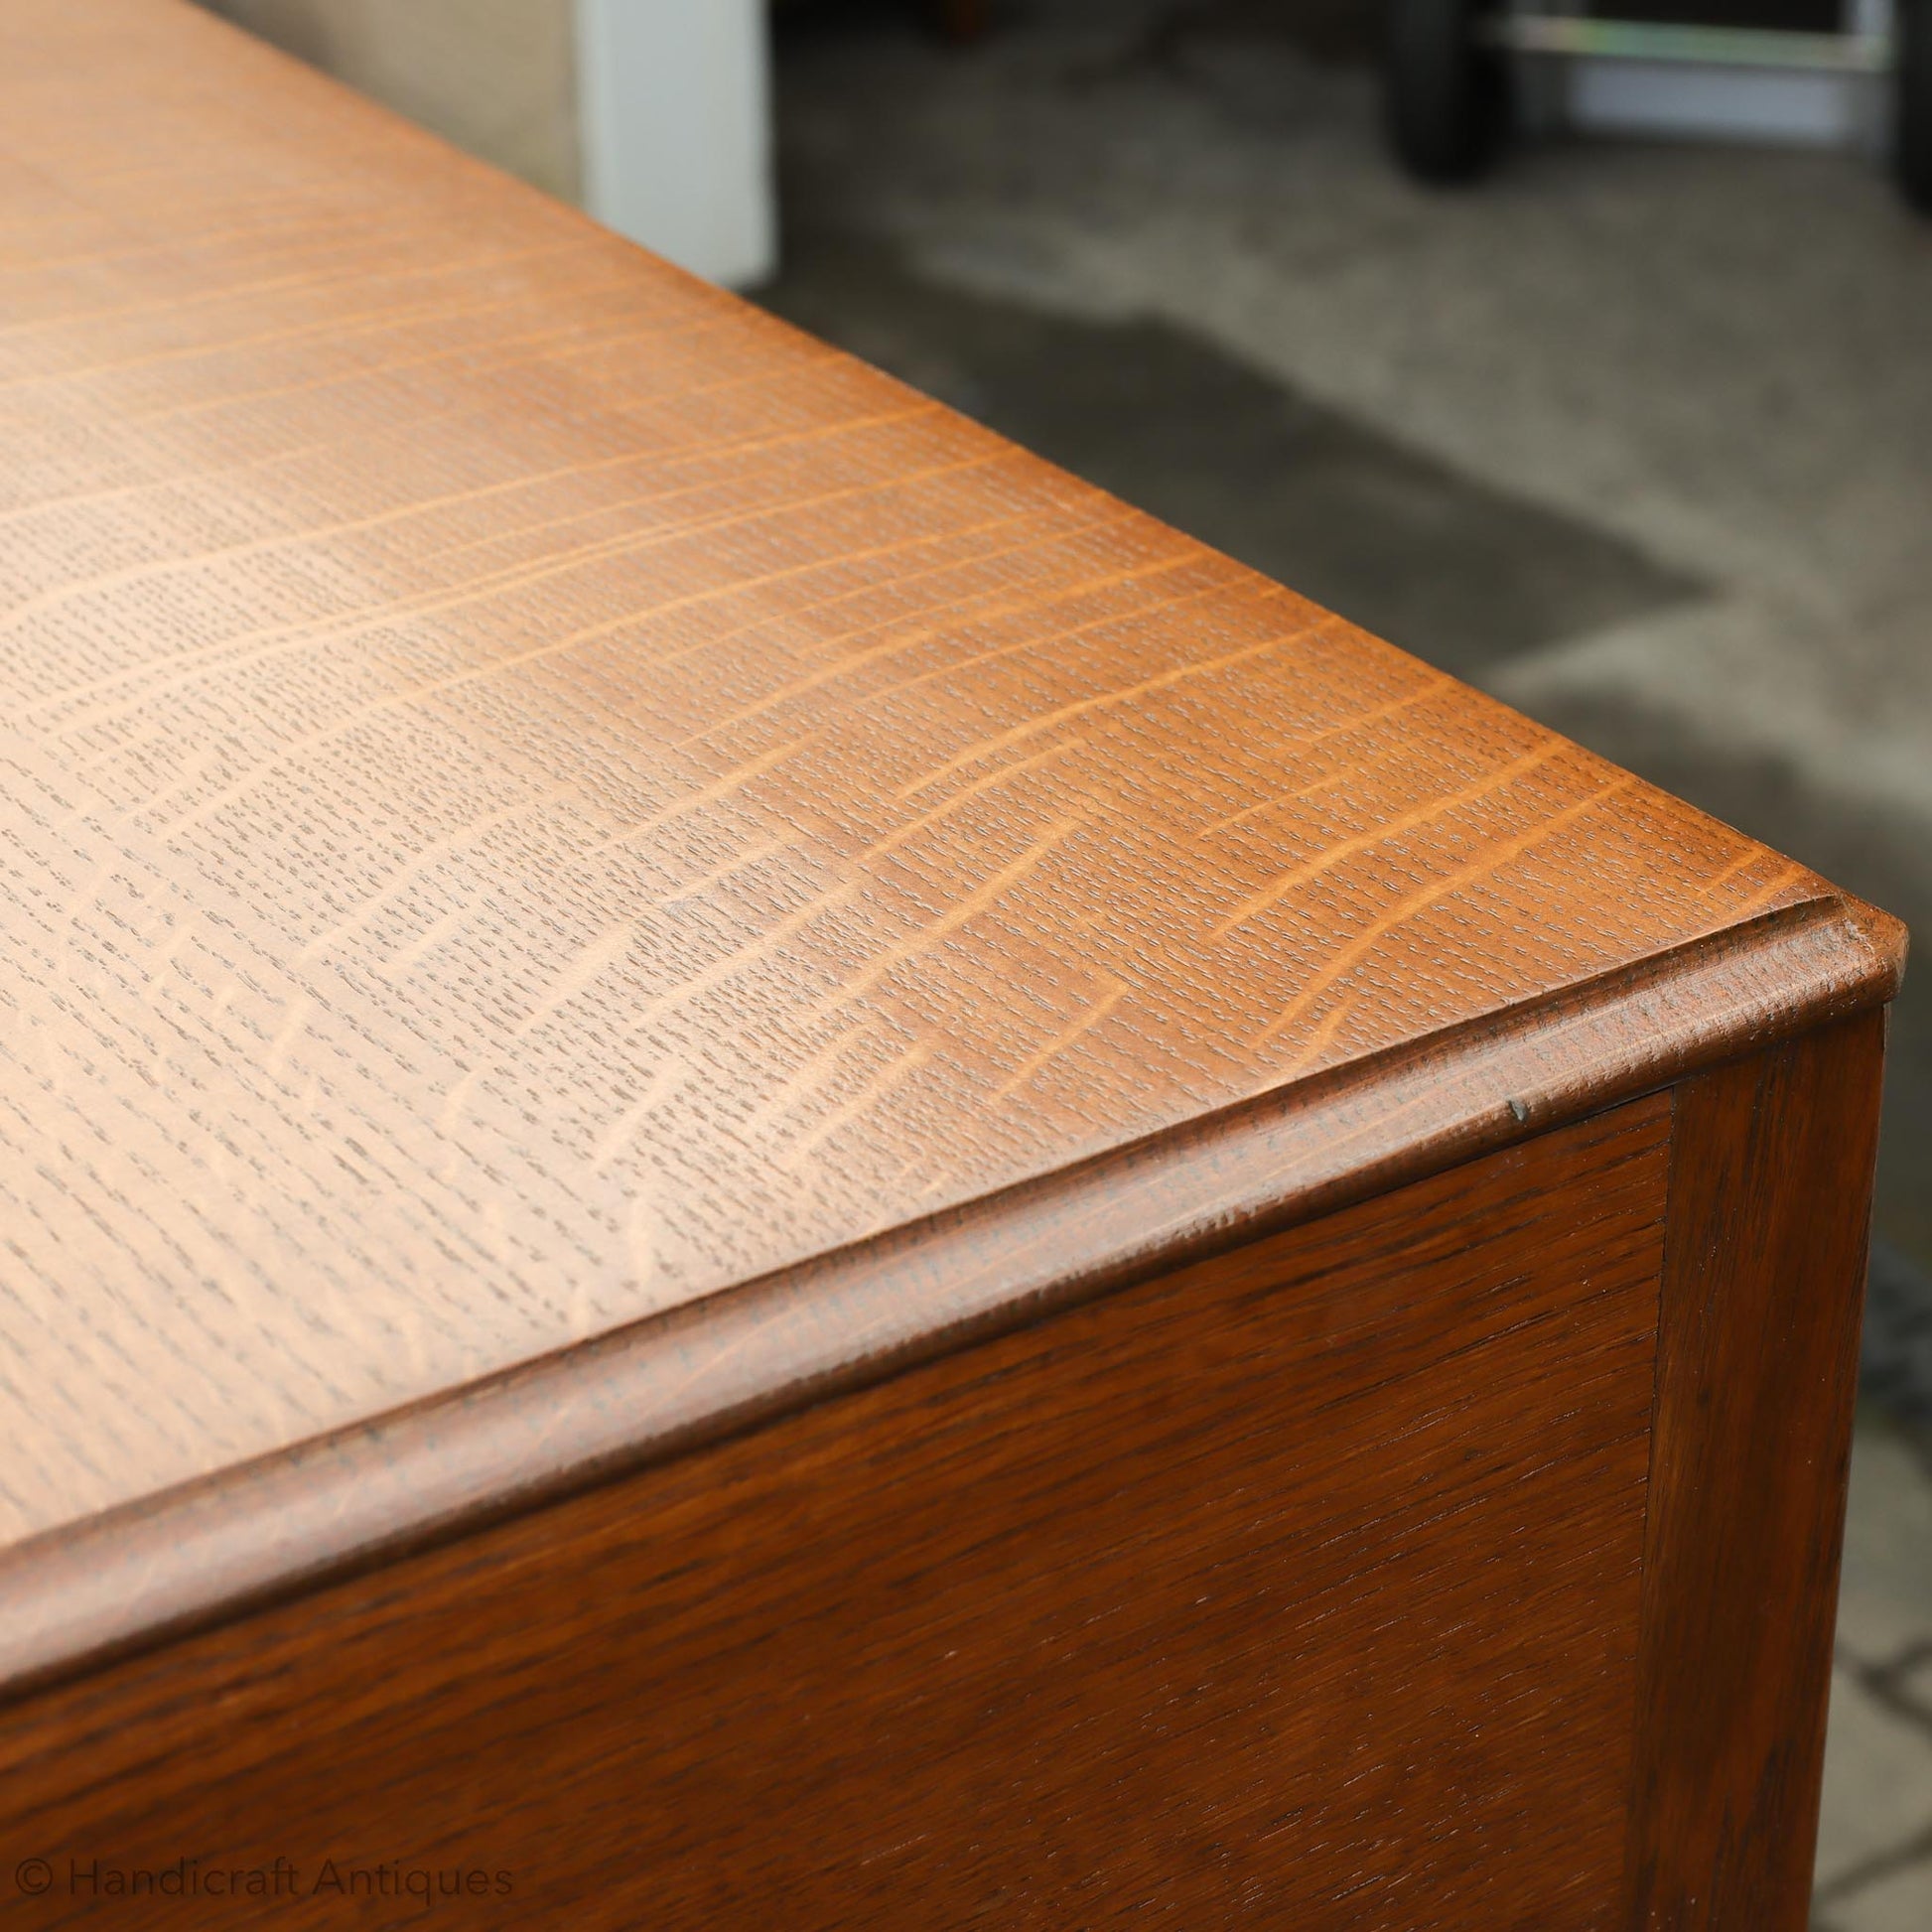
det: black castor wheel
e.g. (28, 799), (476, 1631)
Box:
(1900, 0), (1932, 214)
(1384, 0), (1512, 185)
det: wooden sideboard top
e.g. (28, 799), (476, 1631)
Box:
(0, 0), (1905, 1694)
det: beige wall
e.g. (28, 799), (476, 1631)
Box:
(204, 0), (583, 203)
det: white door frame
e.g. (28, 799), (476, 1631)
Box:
(575, 0), (778, 288)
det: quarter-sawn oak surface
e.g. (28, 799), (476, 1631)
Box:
(0, 0), (1896, 1585)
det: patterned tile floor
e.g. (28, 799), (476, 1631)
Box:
(1816, 1416), (1932, 1930)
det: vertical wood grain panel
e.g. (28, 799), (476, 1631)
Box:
(0, 1099), (1668, 1929)
(1623, 1012), (1888, 1930)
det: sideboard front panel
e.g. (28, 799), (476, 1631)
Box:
(0, 1095), (1670, 1929)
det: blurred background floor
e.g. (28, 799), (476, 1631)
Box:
(760, 3), (1932, 1923)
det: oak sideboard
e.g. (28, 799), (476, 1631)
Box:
(0, 4), (1905, 1928)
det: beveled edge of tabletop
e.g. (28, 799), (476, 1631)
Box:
(0, 886), (1903, 1706)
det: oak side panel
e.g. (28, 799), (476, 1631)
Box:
(1623, 1012), (1887, 1931)
(0, 1097), (1669, 1929)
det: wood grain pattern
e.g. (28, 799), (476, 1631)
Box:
(0, 894), (1894, 1700)
(0, 1099), (1671, 1930)
(0, 0), (1904, 1708)
(1623, 1012), (1889, 1931)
